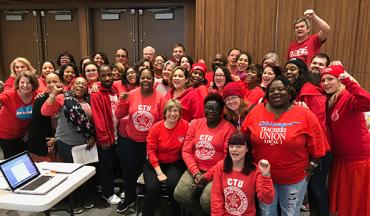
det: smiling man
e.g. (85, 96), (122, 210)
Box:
(287, 9), (331, 65)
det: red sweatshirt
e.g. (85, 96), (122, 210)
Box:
(0, 90), (37, 139)
(90, 86), (118, 147)
(182, 118), (236, 176)
(147, 119), (189, 168)
(211, 161), (274, 216)
(38, 77), (47, 93)
(326, 78), (370, 161)
(296, 82), (330, 151)
(115, 87), (166, 142)
(241, 103), (327, 184)
(166, 87), (204, 122)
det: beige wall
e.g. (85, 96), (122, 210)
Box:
(195, 0), (370, 90)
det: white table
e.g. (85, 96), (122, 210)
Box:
(0, 164), (95, 214)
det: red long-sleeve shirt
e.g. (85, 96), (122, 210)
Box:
(211, 160), (274, 216)
(0, 90), (37, 139)
(182, 118), (236, 176)
(239, 82), (265, 106)
(166, 87), (204, 122)
(115, 87), (166, 142)
(241, 103), (327, 184)
(147, 119), (189, 168)
(326, 78), (370, 161)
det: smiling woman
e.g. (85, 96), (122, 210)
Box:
(0, 71), (39, 159)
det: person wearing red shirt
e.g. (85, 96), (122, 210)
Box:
(189, 63), (209, 99)
(166, 66), (204, 122)
(211, 131), (274, 216)
(37, 61), (56, 93)
(4, 57), (36, 92)
(142, 99), (188, 216)
(208, 66), (233, 96)
(91, 64), (121, 205)
(241, 77), (327, 216)
(240, 64), (265, 106)
(115, 67), (166, 213)
(321, 65), (370, 216)
(287, 9), (331, 65)
(205, 53), (228, 87)
(226, 48), (241, 77)
(174, 93), (236, 216)
(0, 71), (38, 159)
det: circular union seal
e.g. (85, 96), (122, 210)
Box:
(195, 141), (216, 160)
(132, 110), (154, 131)
(224, 186), (248, 215)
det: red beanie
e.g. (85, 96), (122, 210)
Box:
(223, 82), (244, 99)
(190, 63), (207, 75)
(321, 65), (344, 79)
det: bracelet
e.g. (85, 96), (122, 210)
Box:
(310, 161), (318, 168)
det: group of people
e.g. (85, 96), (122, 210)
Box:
(0, 9), (369, 216)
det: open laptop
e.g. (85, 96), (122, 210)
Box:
(0, 151), (67, 195)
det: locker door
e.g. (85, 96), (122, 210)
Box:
(140, 7), (184, 59)
(42, 9), (81, 65)
(0, 10), (42, 78)
(90, 8), (138, 65)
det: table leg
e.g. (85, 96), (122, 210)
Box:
(69, 193), (75, 216)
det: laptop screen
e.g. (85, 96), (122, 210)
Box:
(0, 151), (40, 190)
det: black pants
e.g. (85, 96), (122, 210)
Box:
(0, 138), (26, 159)
(308, 152), (333, 216)
(97, 146), (116, 198)
(118, 136), (146, 204)
(142, 160), (185, 216)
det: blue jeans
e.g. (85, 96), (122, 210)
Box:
(260, 178), (307, 216)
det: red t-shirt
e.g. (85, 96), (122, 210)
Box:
(211, 160), (274, 216)
(115, 87), (166, 142)
(147, 119), (189, 168)
(0, 90), (36, 139)
(182, 118), (236, 176)
(287, 33), (323, 65)
(241, 103), (326, 184)
(326, 78), (370, 161)
(240, 82), (265, 105)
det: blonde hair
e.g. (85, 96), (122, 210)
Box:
(163, 99), (182, 119)
(10, 57), (36, 77)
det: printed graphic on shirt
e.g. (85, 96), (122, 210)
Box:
(289, 47), (308, 59)
(331, 109), (339, 121)
(224, 185), (248, 215)
(195, 134), (215, 160)
(258, 121), (300, 145)
(132, 105), (154, 131)
(16, 104), (33, 120)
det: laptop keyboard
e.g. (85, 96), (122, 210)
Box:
(21, 175), (54, 191)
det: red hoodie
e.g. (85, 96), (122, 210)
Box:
(326, 78), (370, 161)
(242, 103), (327, 184)
(182, 118), (236, 176)
(166, 87), (204, 122)
(211, 160), (274, 216)
(147, 119), (189, 168)
(115, 87), (166, 142)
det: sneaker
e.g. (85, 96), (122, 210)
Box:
(82, 201), (95, 209)
(73, 206), (85, 214)
(120, 191), (125, 199)
(102, 194), (121, 205)
(116, 201), (135, 213)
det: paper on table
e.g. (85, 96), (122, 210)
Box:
(38, 162), (83, 174)
(71, 144), (99, 165)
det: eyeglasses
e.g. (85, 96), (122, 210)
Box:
(204, 106), (220, 113)
(116, 55), (127, 58)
